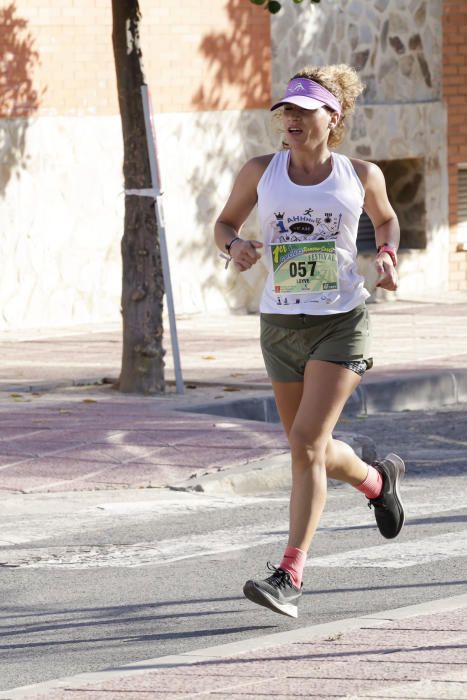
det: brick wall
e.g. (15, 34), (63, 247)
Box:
(142, 0), (271, 113)
(443, 0), (467, 290)
(0, 0), (115, 117)
(1, 0), (271, 118)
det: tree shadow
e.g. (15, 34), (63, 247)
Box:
(0, 2), (42, 196)
(183, 0), (275, 312)
(191, 0), (270, 113)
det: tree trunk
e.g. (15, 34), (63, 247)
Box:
(112, 0), (165, 394)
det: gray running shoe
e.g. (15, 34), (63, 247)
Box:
(243, 563), (302, 619)
(368, 453), (406, 539)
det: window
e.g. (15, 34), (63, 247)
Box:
(356, 210), (375, 253)
(356, 158), (426, 252)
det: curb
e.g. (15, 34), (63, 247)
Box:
(183, 370), (467, 421)
(3, 593), (467, 699)
(2, 369), (467, 414)
(174, 431), (377, 495)
(360, 369), (467, 413)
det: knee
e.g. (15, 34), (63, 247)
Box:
(288, 426), (326, 466)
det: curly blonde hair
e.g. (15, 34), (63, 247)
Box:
(277, 64), (365, 148)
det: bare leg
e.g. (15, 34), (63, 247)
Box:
(273, 360), (363, 552)
(272, 376), (370, 490)
(243, 361), (371, 618)
(270, 379), (303, 436)
(325, 437), (370, 487)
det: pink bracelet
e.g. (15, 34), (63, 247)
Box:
(376, 244), (398, 268)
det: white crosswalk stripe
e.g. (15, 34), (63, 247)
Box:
(0, 493), (284, 546)
(0, 498), (464, 570)
(307, 531), (467, 569)
(2, 521), (466, 570)
(0, 477), (465, 569)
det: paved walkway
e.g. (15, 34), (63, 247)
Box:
(0, 294), (466, 494)
(4, 595), (467, 699)
(2, 292), (467, 393)
(1, 293), (466, 698)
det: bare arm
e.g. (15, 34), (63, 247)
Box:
(214, 156), (272, 271)
(352, 159), (400, 291)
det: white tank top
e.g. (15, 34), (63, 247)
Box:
(257, 150), (369, 315)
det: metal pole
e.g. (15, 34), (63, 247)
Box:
(140, 84), (184, 394)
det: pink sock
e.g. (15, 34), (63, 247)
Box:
(279, 546), (306, 589)
(356, 464), (383, 499)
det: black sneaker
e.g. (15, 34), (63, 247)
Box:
(368, 453), (406, 539)
(243, 563), (302, 619)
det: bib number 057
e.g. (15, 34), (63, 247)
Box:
(289, 260), (317, 278)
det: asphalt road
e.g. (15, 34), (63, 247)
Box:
(0, 405), (466, 692)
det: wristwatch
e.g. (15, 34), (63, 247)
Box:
(376, 243), (398, 268)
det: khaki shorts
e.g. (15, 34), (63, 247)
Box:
(260, 304), (372, 383)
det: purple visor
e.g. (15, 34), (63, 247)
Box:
(271, 77), (342, 115)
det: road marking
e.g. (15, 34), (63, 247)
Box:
(1, 516), (465, 570)
(0, 481), (465, 569)
(307, 530), (467, 569)
(0, 524), (285, 569)
(0, 478), (462, 547)
(0, 493), (286, 546)
(427, 434), (467, 447)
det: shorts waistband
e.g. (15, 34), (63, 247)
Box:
(261, 305), (365, 330)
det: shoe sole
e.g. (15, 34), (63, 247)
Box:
(243, 581), (299, 619)
(383, 452), (406, 538)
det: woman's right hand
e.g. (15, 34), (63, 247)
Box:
(230, 239), (263, 271)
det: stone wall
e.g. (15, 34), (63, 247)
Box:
(271, 0), (442, 103)
(0, 0), (271, 330)
(260, 0), (448, 302)
(0, 0), (454, 329)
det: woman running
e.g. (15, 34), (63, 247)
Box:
(214, 64), (405, 619)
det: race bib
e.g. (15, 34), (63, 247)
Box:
(271, 241), (339, 294)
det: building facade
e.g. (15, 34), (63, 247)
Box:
(1, 0), (466, 330)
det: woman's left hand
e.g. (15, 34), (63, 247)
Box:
(375, 252), (398, 291)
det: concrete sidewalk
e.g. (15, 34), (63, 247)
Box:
(2, 293), (467, 395)
(4, 594), (467, 699)
(0, 294), (466, 495)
